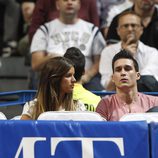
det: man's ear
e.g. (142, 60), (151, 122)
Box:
(116, 27), (120, 37)
(136, 72), (141, 80)
(139, 26), (143, 37)
(111, 74), (115, 83)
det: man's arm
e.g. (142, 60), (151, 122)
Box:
(31, 51), (50, 71)
(96, 98), (108, 121)
(82, 55), (100, 84)
(99, 46), (115, 90)
(31, 51), (60, 71)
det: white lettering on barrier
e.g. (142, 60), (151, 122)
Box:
(15, 137), (46, 158)
(15, 137), (124, 158)
(51, 137), (124, 157)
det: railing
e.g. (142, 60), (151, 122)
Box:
(0, 90), (158, 107)
(0, 90), (37, 107)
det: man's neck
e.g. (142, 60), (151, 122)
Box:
(59, 14), (79, 24)
(116, 87), (138, 104)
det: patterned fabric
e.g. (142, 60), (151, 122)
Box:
(73, 83), (101, 111)
(31, 19), (105, 70)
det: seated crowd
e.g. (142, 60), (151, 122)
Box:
(1, 0), (158, 121)
(21, 49), (158, 121)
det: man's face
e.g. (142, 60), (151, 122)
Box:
(56, 0), (80, 16)
(117, 14), (143, 43)
(112, 58), (140, 90)
(135, 0), (155, 11)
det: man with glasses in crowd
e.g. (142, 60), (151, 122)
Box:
(99, 11), (158, 91)
(106, 0), (158, 50)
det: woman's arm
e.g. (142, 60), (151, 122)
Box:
(20, 114), (32, 120)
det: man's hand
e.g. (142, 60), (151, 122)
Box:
(81, 73), (92, 84)
(122, 34), (138, 56)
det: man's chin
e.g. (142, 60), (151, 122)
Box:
(118, 83), (130, 89)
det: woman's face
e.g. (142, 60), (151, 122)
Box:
(60, 66), (76, 95)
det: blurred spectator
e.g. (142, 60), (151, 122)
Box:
(64, 47), (101, 111)
(96, 0), (125, 38)
(29, 0), (99, 42)
(17, 0), (35, 66)
(106, 0), (158, 50)
(105, 0), (133, 38)
(99, 11), (158, 91)
(0, 0), (20, 57)
(31, 0), (105, 91)
(0, 4), (4, 55)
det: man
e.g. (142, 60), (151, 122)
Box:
(96, 0), (126, 38)
(0, 0), (20, 57)
(96, 50), (158, 121)
(29, 0), (99, 42)
(99, 11), (158, 91)
(105, 0), (133, 35)
(31, 0), (105, 90)
(106, 0), (158, 49)
(17, 0), (35, 66)
(64, 47), (101, 111)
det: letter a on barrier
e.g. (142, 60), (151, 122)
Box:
(15, 137), (46, 158)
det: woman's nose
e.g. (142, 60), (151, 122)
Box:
(72, 75), (76, 82)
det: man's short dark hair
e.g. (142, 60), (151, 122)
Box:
(112, 50), (139, 72)
(64, 47), (85, 81)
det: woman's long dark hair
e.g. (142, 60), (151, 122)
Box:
(33, 57), (75, 119)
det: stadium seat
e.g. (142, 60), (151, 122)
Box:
(120, 113), (158, 123)
(0, 112), (7, 120)
(11, 115), (21, 120)
(37, 111), (106, 121)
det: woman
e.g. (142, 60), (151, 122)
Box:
(21, 57), (86, 120)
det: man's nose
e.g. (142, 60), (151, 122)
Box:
(120, 69), (126, 75)
(67, 0), (73, 4)
(127, 25), (134, 31)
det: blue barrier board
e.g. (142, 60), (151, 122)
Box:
(0, 120), (149, 158)
(149, 122), (158, 158)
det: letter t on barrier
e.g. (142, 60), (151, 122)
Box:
(51, 137), (124, 158)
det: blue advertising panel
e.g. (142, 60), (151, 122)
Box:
(149, 122), (158, 158)
(0, 120), (149, 158)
